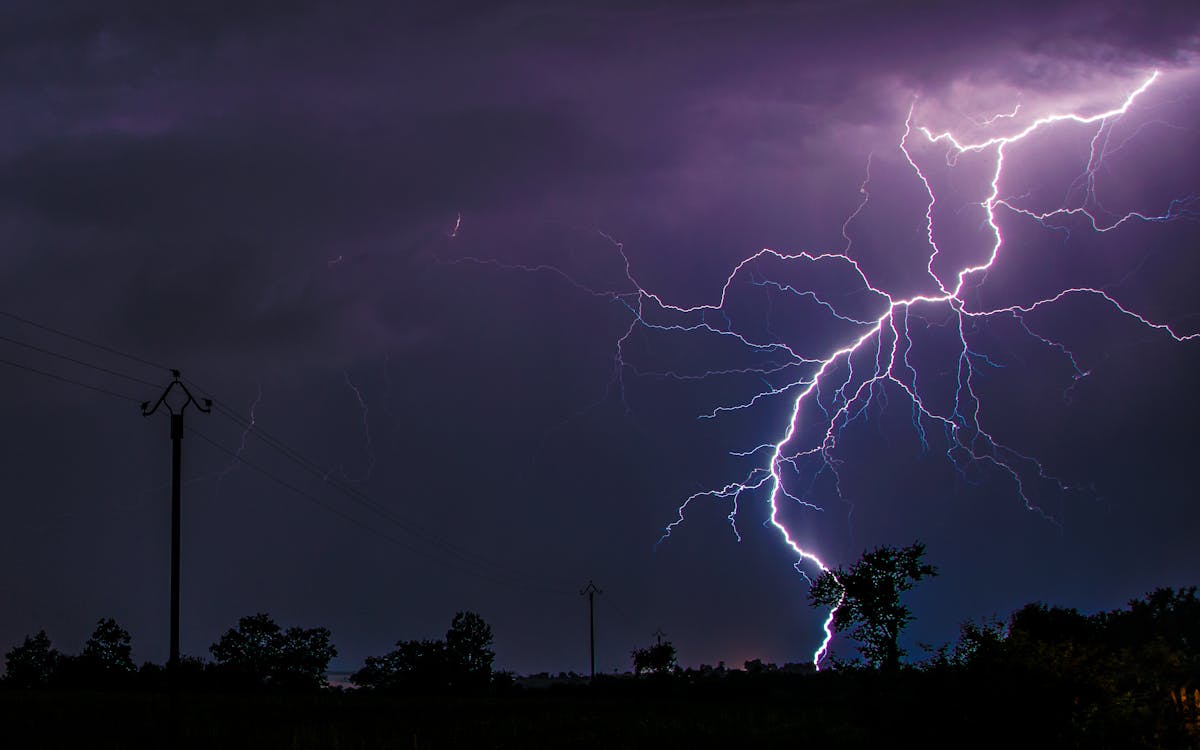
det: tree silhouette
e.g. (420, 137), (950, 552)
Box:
(276, 623), (338, 689)
(210, 613), (281, 685)
(351, 639), (450, 692)
(631, 642), (677, 675)
(2, 631), (60, 688)
(809, 541), (938, 671)
(81, 618), (135, 674)
(939, 591), (1200, 742)
(351, 611), (496, 693)
(446, 611), (494, 687)
(1111, 587), (1200, 740)
(51, 618), (137, 687)
(210, 613), (336, 689)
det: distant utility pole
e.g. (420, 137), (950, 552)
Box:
(142, 370), (210, 674)
(653, 627), (666, 646)
(580, 580), (602, 680)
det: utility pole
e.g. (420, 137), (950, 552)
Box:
(653, 627), (666, 646)
(142, 370), (210, 675)
(580, 580), (602, 680)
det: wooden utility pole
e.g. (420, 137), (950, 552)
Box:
(580, 581), (602, 680)
(142, 370), (210, 676)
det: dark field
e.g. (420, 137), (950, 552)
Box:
(5, 687), (827, 749)
(4, 670), (1195, 750)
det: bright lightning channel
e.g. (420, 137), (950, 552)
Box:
(456, 70), (1196, 668)
(649, 70), (1194, 668)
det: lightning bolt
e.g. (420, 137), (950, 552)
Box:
(969, 103), (1022, 127)
(215, 380), (262, 485)
(656, 69), (1198, 666)
(342, 370), (376, 482)
(460, 69), (1197, 667)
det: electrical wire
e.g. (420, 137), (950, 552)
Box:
(0, 355), (143, 403)
(0, 309), (169, 373)
(0, 332), (160, 388)
(0, 308), (580, 596)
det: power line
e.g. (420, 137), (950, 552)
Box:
(0, 309), (168, 373)
(0, 355), (142, 403)
(0, 328), (572, 593)
(0, 332), (160, 388)
(0, 308), (578, 595)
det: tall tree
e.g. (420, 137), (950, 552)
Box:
(631, 642), (677, 675)
(81, 618), (136, 674)
(210, 613), (282, 686)
(2, 631), (60, 688)
(809, 541), (938, 671)
(275, 624), (338, 689)
(445, 611), (494, 687)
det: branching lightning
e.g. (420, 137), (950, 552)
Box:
(458, 70), (1198, 667)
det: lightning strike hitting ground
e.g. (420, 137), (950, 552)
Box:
(458, 70), (1197, 667)
(652, 70), (1197, 666)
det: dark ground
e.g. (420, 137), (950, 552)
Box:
(3, 670), (1195, 750)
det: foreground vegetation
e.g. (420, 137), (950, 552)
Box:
(3, 543), (1196, 747)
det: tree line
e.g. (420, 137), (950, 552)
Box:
(4, 543), (1198, 743)
(2, 611), (496, 694)
(624, 542), (1200, 745)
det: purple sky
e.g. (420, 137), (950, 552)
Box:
(2, 1), (1199, 675)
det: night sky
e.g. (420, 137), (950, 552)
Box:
(2, 1), (1199, 677)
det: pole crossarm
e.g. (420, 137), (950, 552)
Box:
(141, 369), (211, 418)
